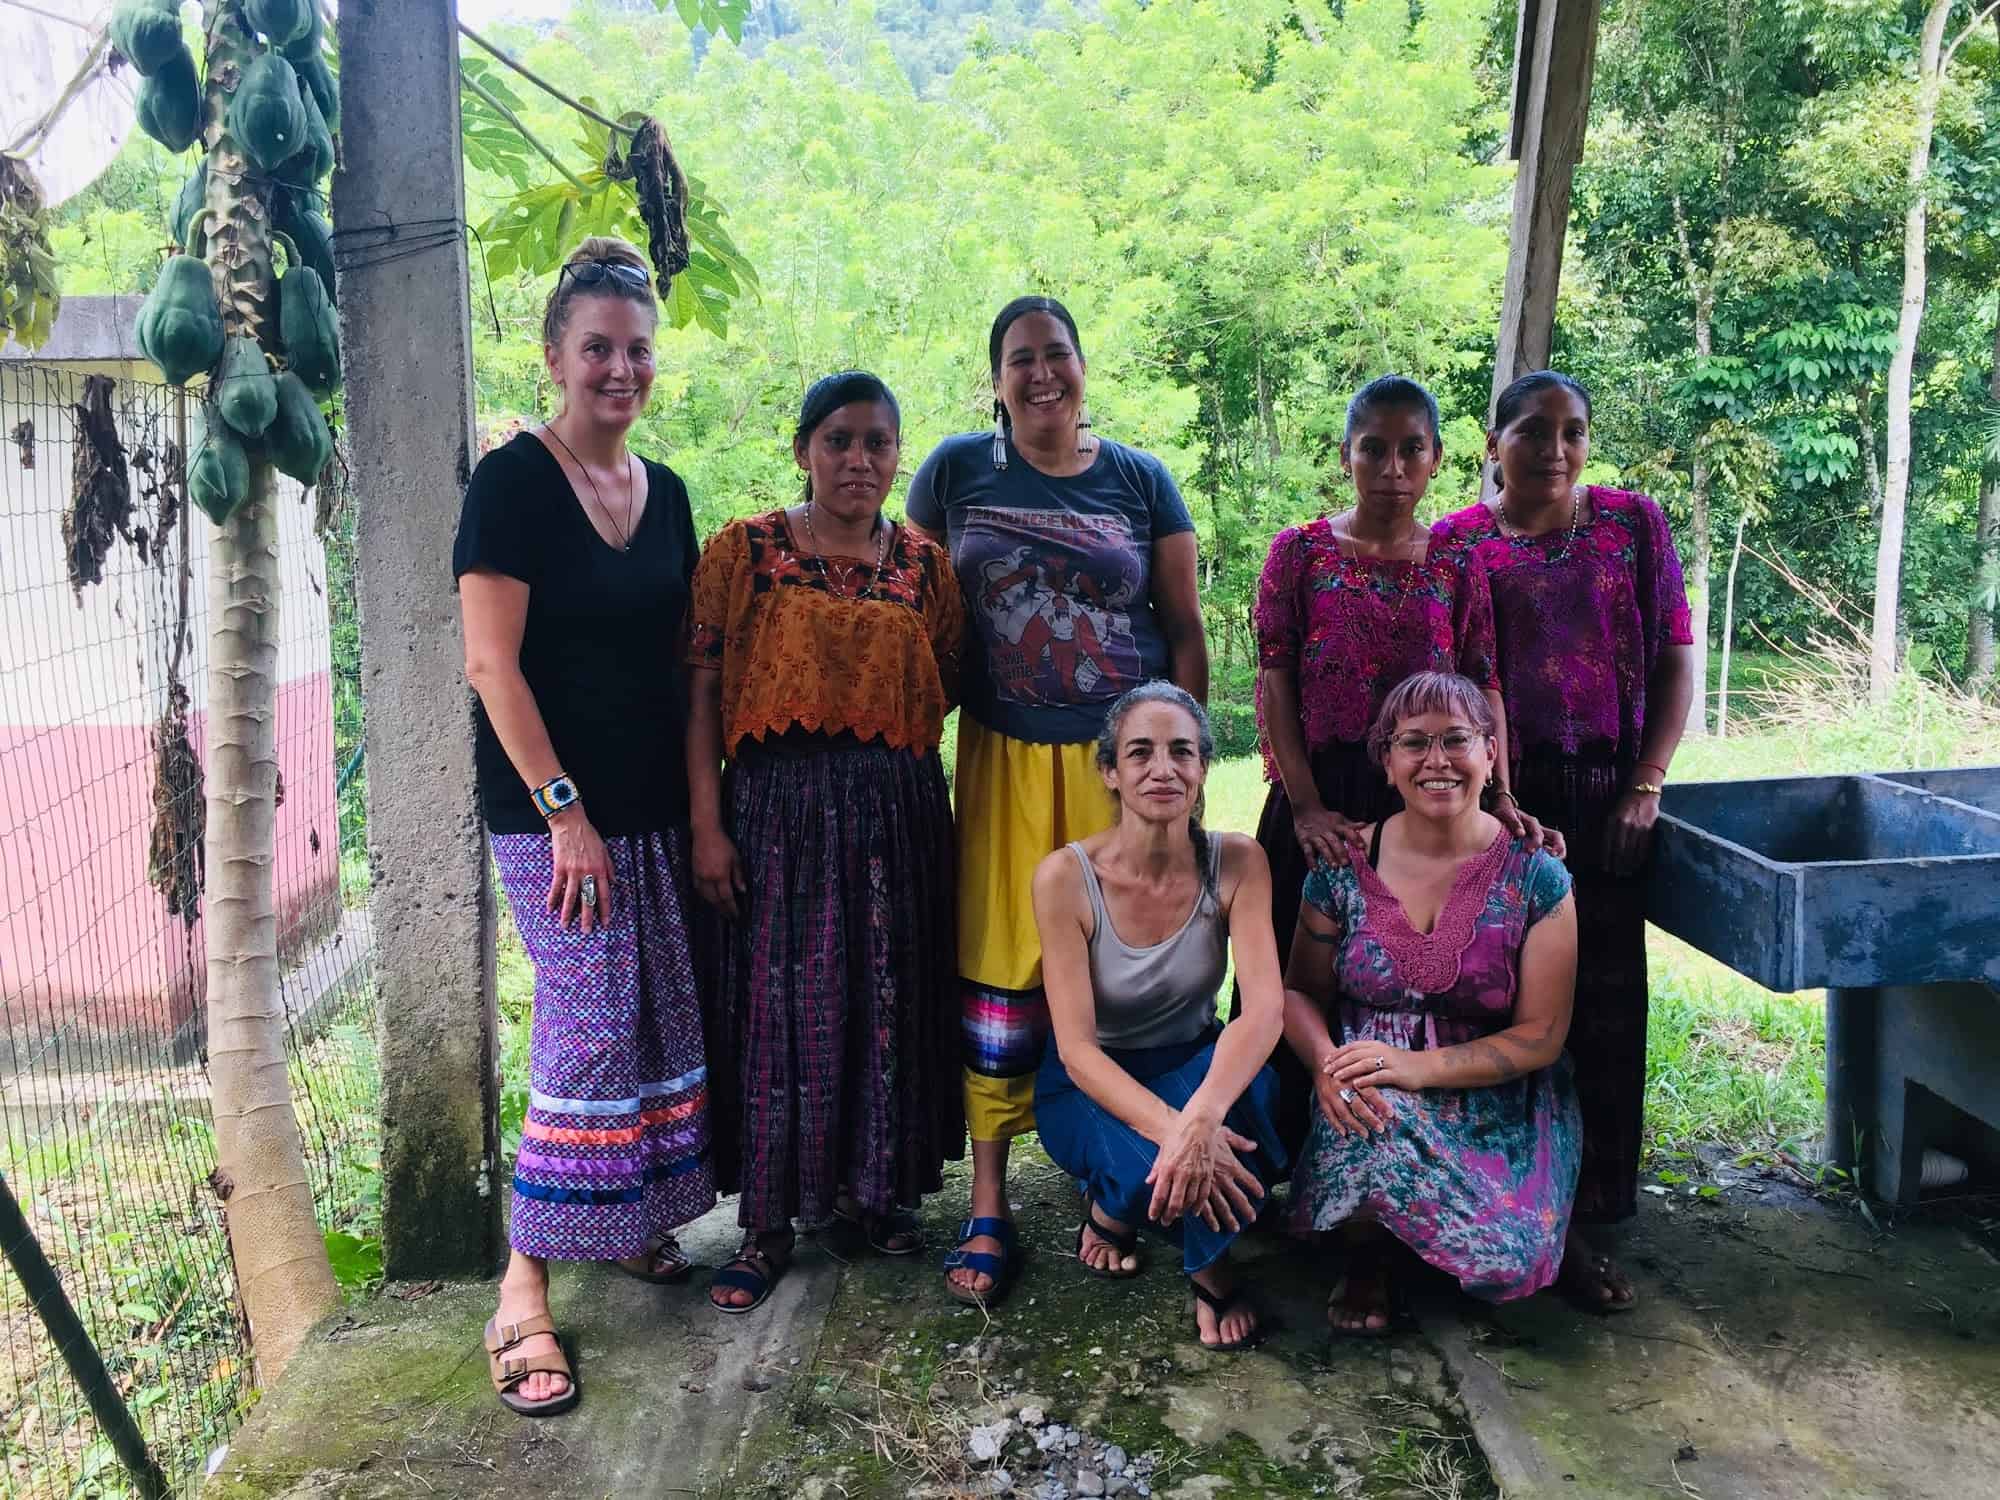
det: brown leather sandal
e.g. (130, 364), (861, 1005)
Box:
(485, 1314), (579, 1417)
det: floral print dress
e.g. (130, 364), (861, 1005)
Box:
(1291, 832), (1581, 1301)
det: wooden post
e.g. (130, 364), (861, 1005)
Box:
(1487, 0), (1603, 441)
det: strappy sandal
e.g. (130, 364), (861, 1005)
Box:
(1188, 1279), (1262, 1353)
(1558, 1250), (1637, 1316)
(1327, 1240), (1402, 1340)
(710, 1233), (792, 1315)
(612, 1233), (692, 1286)
(1073, 1199), (1142, 1280)
(942, 1216), (1024, 1307)
(485, 1314), (578, 1417)
(832, 1198), (925, 1257)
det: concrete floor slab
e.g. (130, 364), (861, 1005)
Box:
(1421, 1194), (2000, 1499)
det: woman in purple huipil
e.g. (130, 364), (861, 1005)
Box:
(1432, 370), (1695, 1312)
(1248, 376), (1553, 1156)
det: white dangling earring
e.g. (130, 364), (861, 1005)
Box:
(1076, 402), (1095, 455)
(991, 399), (1008, 470)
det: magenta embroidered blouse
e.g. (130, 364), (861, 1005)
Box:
(1430, 487), (1693, 766)
(1253, 518), (1499, 781)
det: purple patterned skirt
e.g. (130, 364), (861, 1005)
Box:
(699, 736), (963, 1231)
(492, 828), (718, 1262)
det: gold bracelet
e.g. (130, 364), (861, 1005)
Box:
(1630, 781), (1665, 797)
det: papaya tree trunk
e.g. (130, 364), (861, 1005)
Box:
(199, 0), (336, 1384)
(1872, 0), (1954, 704)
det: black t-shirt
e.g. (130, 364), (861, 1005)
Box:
(451, 432), (697, 836)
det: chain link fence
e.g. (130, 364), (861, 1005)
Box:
(0, 361), (378, 1497)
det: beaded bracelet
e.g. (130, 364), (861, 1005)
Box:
(531, 773), (580, 819)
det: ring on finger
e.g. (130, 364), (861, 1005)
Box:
(1338, 1086), (1355, 1103)
(579, 874), (599, 909)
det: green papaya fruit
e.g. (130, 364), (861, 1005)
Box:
(135, 45), (201, 154)
(278, 265), (341, 398)
(110, 0), (183, 76)
(293, 49), (338, 134)
(215, 336), (278, 439)
(169, 160), (207, 251)
(283, 81), (334, 188)
(245, 0), (312, 47)
(134, 254), (221, 386)
(266, 373), (332, 486)
(189, 405), (252, 525)
(279, 195), (337, 304)
(227, 53), (306, 174)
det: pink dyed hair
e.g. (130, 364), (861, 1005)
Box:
(1366, 671), (1496, 766)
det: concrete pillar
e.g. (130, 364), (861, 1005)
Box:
(334, 0), (500, 1277)
(1488, 0), (1603, 429)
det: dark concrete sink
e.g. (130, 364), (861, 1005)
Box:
(1648, 774), (2000, 993)
(1874, 764), (2000, 816)
(1647, 768), (2000, 1204)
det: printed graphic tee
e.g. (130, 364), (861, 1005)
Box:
(906, 431), (1195, 744)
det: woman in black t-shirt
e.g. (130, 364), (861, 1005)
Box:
(453, 236), (717, 1418)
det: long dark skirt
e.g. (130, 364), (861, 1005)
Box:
(700, 737), (964, 1231)
(1515, 749), (1647, 1224)
(1035, 1029), (1288, 1275)
(1241, 739), (1404, 1158)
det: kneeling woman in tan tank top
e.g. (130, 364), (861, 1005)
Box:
(1031, 682), (1289, 1352)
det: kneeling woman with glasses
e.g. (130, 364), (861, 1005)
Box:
(1283, 672), (1580, 1337)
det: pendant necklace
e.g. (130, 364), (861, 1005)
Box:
(544, 423), (635, 552)
(803, 501), (888, 600)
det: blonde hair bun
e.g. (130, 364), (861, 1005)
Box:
(563, 236), (648, 273)
(541, 236), (656, 347)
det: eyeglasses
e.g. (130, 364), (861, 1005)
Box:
(558, 259), (652, 293)
(1389, 728), (1485, 758)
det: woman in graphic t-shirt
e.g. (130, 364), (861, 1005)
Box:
(453, 237), (716, 1416)
(906, 295), (1208, 1305)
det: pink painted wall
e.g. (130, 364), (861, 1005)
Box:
(0, 671), (339, 1037)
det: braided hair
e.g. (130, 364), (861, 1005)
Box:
(1095, 681), (1219, 897)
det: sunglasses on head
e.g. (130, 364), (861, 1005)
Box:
(558, 259), (652, 293)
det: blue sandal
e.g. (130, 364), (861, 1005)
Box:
(710, 1234), (792, 1315)
(942, 1216), (1024, 1308)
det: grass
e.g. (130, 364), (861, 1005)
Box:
(0, 979), (380, 1500)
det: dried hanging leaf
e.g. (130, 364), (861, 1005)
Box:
(63, 375), (134, 597)
(149, 679), (206, 926)
(603, 116), (690, 288)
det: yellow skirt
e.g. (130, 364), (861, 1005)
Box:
(957, 717), (1117, 1142)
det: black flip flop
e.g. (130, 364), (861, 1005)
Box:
(1189, 1279), (1262, 1353)
(1074, 1200), (1143, 1280)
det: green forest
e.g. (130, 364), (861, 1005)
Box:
(53, 0), (2000, 707)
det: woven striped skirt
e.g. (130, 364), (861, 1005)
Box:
(700, 736), (963, 1230)
(492, 828), (717, 1262)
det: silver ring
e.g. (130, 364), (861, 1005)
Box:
(1374, 1057), (1385, 1071)
(1338, 1087), (1355, 1103)
(579, 875), (598, 909)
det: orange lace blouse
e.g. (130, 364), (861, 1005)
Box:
(687, 510), (964, 756)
